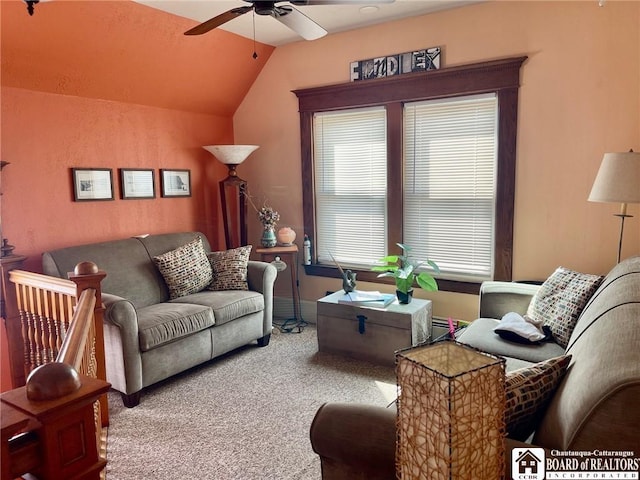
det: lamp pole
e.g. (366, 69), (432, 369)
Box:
(614, 205), (632, 264)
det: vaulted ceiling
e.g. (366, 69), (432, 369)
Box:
(1, 0), (480, 117)
(1, 0), (275, 116)
(133, 0), (481, 46)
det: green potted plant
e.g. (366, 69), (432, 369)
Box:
(372, 243), (440, 304)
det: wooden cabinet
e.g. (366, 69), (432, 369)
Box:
(1, 255), (27, 390)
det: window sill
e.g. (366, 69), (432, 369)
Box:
(303, 264), (481, 295)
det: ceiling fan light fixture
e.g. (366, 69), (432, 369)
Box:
(254, 1), (276, 16)
(183, 0), (331, 40)
(24, 0), (39, 15)
(359, 5), (379, 14)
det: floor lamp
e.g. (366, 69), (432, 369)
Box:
(203, 145), (259, 250)
(588, 150), (640, 264)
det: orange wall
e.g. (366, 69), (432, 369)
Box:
(0, 0), (276, 267)
(234, 1), (640, 321)
(0, 88), (234, 390)
(1, 87), (233, 271)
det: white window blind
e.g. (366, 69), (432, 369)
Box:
(313, 107), (387, 268)
(404, 93), (498, 281)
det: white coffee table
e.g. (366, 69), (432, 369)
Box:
(316, 291), (432, 366)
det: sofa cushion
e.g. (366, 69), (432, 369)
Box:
(526, 267), (603, 348)
(457, 318), (565, 363)
(171, 290), (264, 326)
(207, 245), (252, 291)
(505, 355), (572, 441)
(136, 302), (215, 351)
(137, 232), (211, 259)
(504, 357), (535, 372)
(152, 236), (213, 300)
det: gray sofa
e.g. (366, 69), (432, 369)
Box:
(310, 256), (640, 479)
(42, 232), (277, 407)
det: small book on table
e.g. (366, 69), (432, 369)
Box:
(337, 290), (396, 308)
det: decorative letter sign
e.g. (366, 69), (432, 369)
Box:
(350, 47), (441, 82)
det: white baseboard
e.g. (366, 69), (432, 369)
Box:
(431, 317), (471, 340)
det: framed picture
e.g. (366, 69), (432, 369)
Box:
(72, 168), (114, 201)
(160, 169), (191, 197)
(120, 169), (155, 199)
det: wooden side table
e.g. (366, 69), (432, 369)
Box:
(255, 245), (306, 332)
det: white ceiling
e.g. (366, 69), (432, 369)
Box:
(134, 0), (482, 46)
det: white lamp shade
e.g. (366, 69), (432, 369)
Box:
(588, 152), (640, 204)
(203, 145), (259, 165)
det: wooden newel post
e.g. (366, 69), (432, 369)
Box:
(1, 372), (110, 480)
(67, 262), (108, 428)
(1, 254), (27, 389)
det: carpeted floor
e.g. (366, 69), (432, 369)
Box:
(105, 324), (397, 479)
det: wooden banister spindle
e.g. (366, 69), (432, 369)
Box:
(15, 283), (31, 381)
(34, 287), (48, 365)
(52, 291), (63, 352)
(25, 288), (38, 373)
(43, 290), (55, 364)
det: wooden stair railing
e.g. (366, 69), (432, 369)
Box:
(57, 288), (97, 374)
(1, 263), (110, 480)
(7, 264), (108, 427)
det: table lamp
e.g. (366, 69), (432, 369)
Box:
(588, 150), (640, 263)
(203, 145), (259, 249)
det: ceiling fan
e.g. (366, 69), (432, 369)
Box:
(184, 0), (394, 41)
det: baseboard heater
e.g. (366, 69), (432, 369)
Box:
(432, 316), (471, 341)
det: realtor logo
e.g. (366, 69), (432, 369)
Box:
(512, 448), (545, 480)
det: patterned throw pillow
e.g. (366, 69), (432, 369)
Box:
(153, 237), (213, 300)
(207, 245), (252, 291)
(526, 267), (603, 348)
(505, 355), (572, 441)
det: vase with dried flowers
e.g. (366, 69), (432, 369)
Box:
(257, 205), (280, 247)
(245, 189), (280, 248)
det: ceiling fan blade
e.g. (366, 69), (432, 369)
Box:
(184, 6), (252, 36)
(290, 0), (395, 5)
(274, 5), (327, 40)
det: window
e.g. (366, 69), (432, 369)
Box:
(294, 56), (526, 294)
(314, 107), (387, 267)
(404, 94), (498, 282)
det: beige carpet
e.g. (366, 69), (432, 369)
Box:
(105, 324), (397, 479)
